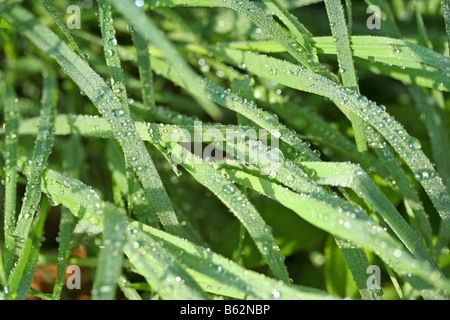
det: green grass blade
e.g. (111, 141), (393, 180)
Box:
(365, 126), (434, 250)
(130, 22), (156, 114)
(225, 36), (450, 91)
(37, 0), (88, 62)
(148, 56), (319, 161)
(1, 81), (19, 274)
(261, 0), (317, 56)
(39, 169), (208, 299)
(91, 204), (127, 300)
(442, 0), (450, 49)
(408, 86), (450, 194)
(6, 194), (49, 300)
(97, 0), (129, 113)
(51, 207), (77, 300)
(13, 68), (57, 255)
(124, 225), (208, 300)
(324, 0), (369, 169)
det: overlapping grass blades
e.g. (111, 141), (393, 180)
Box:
(0, 0), (448, 300)
(0, 4), (185, 238)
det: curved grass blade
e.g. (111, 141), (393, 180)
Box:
(124, 225), (208, 300)
(261, 0), (316, 56)
(37, 0), (88, 62)
(39, 168), (332, 299)
(13, 68), (57, 255)
(224, 36), (450, 91)
(145, 0), (337, 80)
(148, 56), (319, 162)
(1, 5), (185, 237)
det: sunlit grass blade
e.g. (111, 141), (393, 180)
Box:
(261, 0), (317, 56)
(148, 56), (319, 161)
(97, 0), (135, 216)
(224, 36), (450, 91)
(365, 126), (433, 250)
(124, 225), (209, 300)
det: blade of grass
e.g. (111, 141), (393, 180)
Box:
(442, 0), (450, 50)
(324, 0), (369, 170)
(91, 202), (127, 300)
(365, 126), (434, 250)
(13, 68), (57, 256)
(37, 0), (88, 62)
(130, 18), (156, 115)
(261, 0), (317, 56)
(1, 80), (19, 274)
(38, 167), (335, 300)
